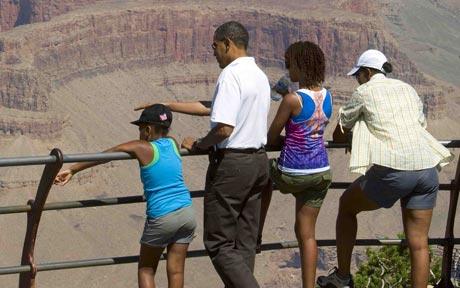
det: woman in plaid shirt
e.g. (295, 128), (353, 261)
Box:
(318, 49), (454, 288)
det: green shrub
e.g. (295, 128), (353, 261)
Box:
(354, 234), (441, 287)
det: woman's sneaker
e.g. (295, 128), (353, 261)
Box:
(317, 267), (354, 288)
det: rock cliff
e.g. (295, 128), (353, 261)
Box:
(0, 1), (450, 138)
(0, 3), (458, 288)
(0, 110), (64, 138)
(0, 0), (19, 32)
(0, 0), (103, 32)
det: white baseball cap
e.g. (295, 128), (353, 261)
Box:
(347, 49), (388, 76)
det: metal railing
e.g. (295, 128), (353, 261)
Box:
(0, 141), (459, 288)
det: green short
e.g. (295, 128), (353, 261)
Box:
(270, 159), (332, 208)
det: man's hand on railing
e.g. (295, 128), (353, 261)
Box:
(181, 137), (209, 154)
(54, 169), (74, 186)
(181, 137), (197, 152)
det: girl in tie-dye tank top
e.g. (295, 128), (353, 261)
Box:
(258, 41), (332, 288)
(278, 88), (332, 173)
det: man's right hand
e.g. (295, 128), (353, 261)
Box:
(181, 137), (197, 152)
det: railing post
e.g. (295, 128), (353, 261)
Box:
(436, 155), (460, 288)
(18, 149), (64, 288)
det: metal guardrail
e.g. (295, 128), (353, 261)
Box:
(2, 239), (459, 276)
(0, 183), (453, 215)
(0, 141), (458, 288)
(1, 140), (459, 167)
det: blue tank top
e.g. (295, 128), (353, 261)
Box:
(278, 88), (332, 174)
(140, 138), (192, 218)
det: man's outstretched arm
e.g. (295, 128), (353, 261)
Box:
(135, 101), (211, 116)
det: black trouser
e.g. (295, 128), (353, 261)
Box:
(203, 149), (269, 288)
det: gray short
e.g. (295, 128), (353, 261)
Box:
(140, 205), (196, 247)
(359, 165), (439, 209)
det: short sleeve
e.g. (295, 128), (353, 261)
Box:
(210, 73), (241, 127)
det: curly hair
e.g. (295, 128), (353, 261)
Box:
(285, 41), (325, 87)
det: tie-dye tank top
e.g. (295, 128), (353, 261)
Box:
(278, 88), (332, 175)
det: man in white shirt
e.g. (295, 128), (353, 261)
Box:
(139, 21), (271, 287)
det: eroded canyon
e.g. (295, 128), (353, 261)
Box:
(1, 1), (459, 287)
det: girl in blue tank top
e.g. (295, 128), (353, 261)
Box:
(54, 104), (196, 288)
(258, 41), (332, 288)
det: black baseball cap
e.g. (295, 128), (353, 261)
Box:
(131, 104), (172, 127)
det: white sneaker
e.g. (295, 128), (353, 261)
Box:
(317, 267), (354, 288)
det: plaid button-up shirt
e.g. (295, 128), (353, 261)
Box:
(339, 74), (454, 175)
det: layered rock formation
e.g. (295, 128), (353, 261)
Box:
(0, 68), (50, 111)
(2, 0), (250, 33)
(338, 0), (376, 16)
(0, 3), (458, 288)
(27, 0), (103, 23)
(0, 1), (450, 138)
(0, 0), (103, 32)
(0, 111), (64, 138)
(0, 0), (19, 32)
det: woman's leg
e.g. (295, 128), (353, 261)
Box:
(257, 179), (273, 253)
(401, 208), (433, 288)
(166, 243), (189, 288)
(336, 180), (379, 276)
(295, 200), (320, 288)
(138, 244), (165, 288)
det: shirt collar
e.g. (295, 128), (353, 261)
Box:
(228, 56), (254, 67)
(369, 73), (386, 81)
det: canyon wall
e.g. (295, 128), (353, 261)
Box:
(0, 113), (64, 137)
(0, 0), (381, 33)
(0, 4), (456, 287)
(0, 0), (103, 32)
(28, 0), (103, 23)
(338, 0), (376, 16)
(0, 4), (447, 138)
(0, 68), (50, 111)
(0, 0), (19, 32)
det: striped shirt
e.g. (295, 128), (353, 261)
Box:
(339, 74), (454, 175)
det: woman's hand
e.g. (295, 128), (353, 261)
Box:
(332, 123), (348, 143)
(332, 123), (352, 153)
(54, 169), (74, 186)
